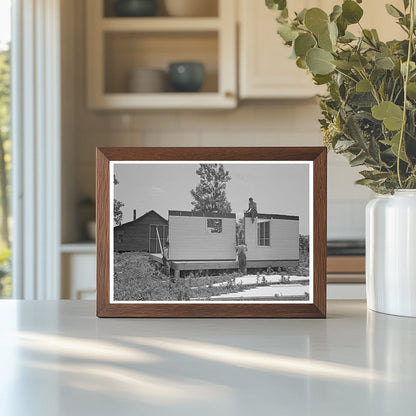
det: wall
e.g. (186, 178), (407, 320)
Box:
(245, 218), (299, 261)
(62, 0), (374, 243)
(169, 214), (236, 261)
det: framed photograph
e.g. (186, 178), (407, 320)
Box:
(96, 147), (327, 318)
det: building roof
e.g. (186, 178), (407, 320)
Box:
(169, 210), (298, 220)
(115, 210), (167, 229)
(244, 212), (299, 221)
(169, 210), (236, 219)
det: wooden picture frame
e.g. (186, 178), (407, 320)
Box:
(96, 147), (327, 318)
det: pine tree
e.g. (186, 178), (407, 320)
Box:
(114, 174), (124, 226)
(190, 164), (232, 215)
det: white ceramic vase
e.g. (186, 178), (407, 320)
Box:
(366, 190), (416, 317)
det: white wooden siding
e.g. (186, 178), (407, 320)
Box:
(245, 218), (299, 261)
(169, 215), (236, 261)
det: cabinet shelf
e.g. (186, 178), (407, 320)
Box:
(61, 243), (96, 254)
(86, 0), (236, 109)
(89, 92), (235, 110)
(101, 17), (221, 32)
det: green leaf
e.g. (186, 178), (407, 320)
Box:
(408, 109), (416, 137)
(350, 151), (367, 167)
(333, 60), (353, 70)
(318, 27), (334, 52)
(363, 29), (376, 46)
(265, 0), (275, 9)
(401, 61), (416, 76)
(356, 79), (372, 92)
(336, 15), (348, 36)
(350, 54), (368, 70)
(304, 8), (329, 35)
(385, 4), (404, 18)
(342, 0), (364, 24)
(399, 14), (411, 29)
(382, 132), (409, 162)
(348, 92), (377, 107)
(296, 8), (307, 23)
(355, 178), (376, 186)
(306, 48), (335, 75)
(372, 101), (404, 131)
(294, 33), (316, 58)
(370, 67), (385, 85)
(313, 74), (332, 85)
(278, 0), (287, 10)
(296, 57), (308, 69)
(330, 5), (342, 22)
(393, 60), (402, 79)
(371, 29), (380, 42)
(375, 55), (395, 70)
(277, 23), (298, 43)
(407, 82), (416, 99)
(328, 21), (338, 44)
(266, 0), (287, 11)
(339, 31), (356, 43)
(334, 139), (355, 152)
(378, 77), (386, 100)
(369, 136), (382, 163)
(276, 14), (287, 24)
(360, 170), (392, 181)
(344, 114), (367, 147)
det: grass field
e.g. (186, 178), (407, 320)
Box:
(114, 244), (310, 302)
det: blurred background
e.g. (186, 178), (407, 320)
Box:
(1, 0), (403, 300)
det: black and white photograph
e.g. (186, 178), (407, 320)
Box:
(110, 161), (312, 303)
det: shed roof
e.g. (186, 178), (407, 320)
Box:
(115, 210), (167, 229)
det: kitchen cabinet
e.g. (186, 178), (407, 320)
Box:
(61, 244), (96, 300)
(86, 0), (404, 107)
(238, 0), (325, 99)
(238, 0), (404, 99)
(86, 0), (237, 109)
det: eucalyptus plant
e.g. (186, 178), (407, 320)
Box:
(266, 0), (416, 193)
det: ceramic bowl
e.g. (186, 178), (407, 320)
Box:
(114, 0), (158, 17)
(168, 62), (205, 92)
(128, 68), (167, 93)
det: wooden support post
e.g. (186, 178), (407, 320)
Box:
(156, 227), (163, 254)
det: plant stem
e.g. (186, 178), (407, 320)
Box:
(397, 0), (415, 188)
(334, 68), (358, 84)
(359, 69), (381, 104)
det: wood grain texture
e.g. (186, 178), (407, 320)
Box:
(313, 148), (327, 318)
(96, 148), (110, 317)
(96, 147), (327, 318)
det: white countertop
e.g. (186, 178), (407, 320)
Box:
(0, 300), (415, 415)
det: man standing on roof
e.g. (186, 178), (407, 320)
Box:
(245, 197), (257, 223)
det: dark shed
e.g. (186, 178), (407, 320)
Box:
(114, 210), (168, 253)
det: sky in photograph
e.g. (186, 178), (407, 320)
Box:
(114, 162), (311, 235)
